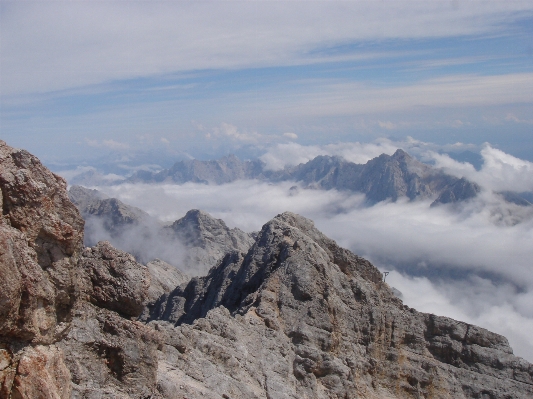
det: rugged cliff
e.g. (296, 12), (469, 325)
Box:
(1, 140), (532, 398)
(0, 141), (160, 398)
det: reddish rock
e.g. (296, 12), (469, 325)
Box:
(11, 345), (71, 399)
(0, 141), (85, 344)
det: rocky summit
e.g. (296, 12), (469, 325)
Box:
(1, 139), (532, 399)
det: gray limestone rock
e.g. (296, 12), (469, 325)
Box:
(78, 241), (150, 318)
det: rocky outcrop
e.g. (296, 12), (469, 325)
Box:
(0, 141), (161, 398)
(1, 140), (532, 398)
(0, 141), (84, 345)
(150, 211), (533, 398)
(166, 209), (255, 275)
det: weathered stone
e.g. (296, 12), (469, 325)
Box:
(150, 211), (533, 398)
(0, 140), (85, 344)
(0, 142), (161, 398)
(11, 345), (71, 399)
(58, 302), (161, 399)
(78, 241), (150, 318)
(167, 209), (255, 275)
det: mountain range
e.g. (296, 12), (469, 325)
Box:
(1, 140), (532, 398)
(127, 150), (484, 206)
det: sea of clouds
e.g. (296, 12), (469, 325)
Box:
(62, 139), (533, 362)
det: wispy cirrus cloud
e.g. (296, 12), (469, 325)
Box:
(2, 2), (532, 96)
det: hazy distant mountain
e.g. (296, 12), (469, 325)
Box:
(273, 149), (480, 205)
(69, 185), (153, 235)
(128, 154), (265, 184)
(129, 149), (481, 205)
(83, 149), (532, 209)
(498, 191), (533, 206)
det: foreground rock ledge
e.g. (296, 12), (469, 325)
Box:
(0, 140), (532, 399)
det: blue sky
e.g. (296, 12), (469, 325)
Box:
(1, 1), (533, 166)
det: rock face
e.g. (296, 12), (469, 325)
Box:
(0, 141), (84, 345)
(0, 141), (161, 398)
(1, 140), (532, 399)
(166, 209), (255, 275)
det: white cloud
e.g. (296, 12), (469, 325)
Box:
(211, 122), (262, 142)
(283, 132), (298, 140)
(2, 2), (533, 95)
(103, 139), (129, 150)
(378, 121), (396, 130)
(85, 138), (130, 151)
(430, 144), (533, 192)
(505, 113), (533, 125)
(258, 137), (459, 171)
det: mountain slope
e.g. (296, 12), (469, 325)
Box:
(150, 211), (533, 398)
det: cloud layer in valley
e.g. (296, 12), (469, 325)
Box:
(68, 141), (533, 362)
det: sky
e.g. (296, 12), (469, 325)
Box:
(2, 1), (533, 361)
(1, 1), (533, 166)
